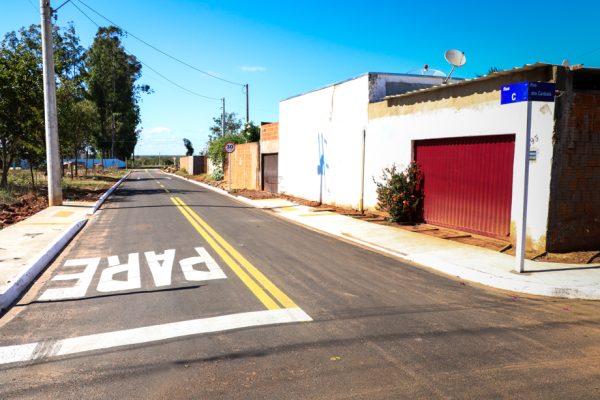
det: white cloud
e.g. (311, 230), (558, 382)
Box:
(240, 65), (266, 73)
(142, 126), (172, 135)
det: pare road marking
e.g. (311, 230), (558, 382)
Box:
(38, 247), (226, 301)
(0, 308), (312, 365)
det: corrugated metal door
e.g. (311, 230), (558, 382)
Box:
(262, 154), (278, 193)
(414, 135), (515, 238)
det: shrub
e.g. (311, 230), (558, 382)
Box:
(374, 162), (423, 223)
(211, 164), (224, 181)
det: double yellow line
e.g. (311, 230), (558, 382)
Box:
(170, 196), (297, 310)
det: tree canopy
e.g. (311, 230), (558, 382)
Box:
(0, 22), (149, 188)
(183, 138), (194, 156)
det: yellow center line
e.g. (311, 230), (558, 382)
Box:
(170, 197), (280, 310)
(173, 196), (298, 309)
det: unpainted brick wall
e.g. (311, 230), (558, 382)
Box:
(260, 122), (279, 142)
(224, 142), (259, 190)
(179, 156), (206, 175)
(547, 74), (600, 251)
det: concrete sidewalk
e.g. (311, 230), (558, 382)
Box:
(254, 198), (600, 299)
(0, 203), (91, 311)
(0, 172), (130, 312)
(167, 172), (600, 300)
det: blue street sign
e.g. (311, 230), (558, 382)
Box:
(501, 82), (556, 104)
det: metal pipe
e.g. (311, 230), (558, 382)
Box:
(515, 100), (532, 273)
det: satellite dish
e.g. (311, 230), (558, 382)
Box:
(443, 49), (466, 83)
(445, 49), (466, 67)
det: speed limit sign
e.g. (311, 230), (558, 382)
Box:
(224, 142), (236, 153)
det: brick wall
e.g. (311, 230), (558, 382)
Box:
(261, 122), (279, 142)
(260, 122), (279, 155)
(547, 70), (600, 251)
(224, 142), (260, 190)
(179, 156), (206, 175)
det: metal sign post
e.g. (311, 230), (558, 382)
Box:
(224, 142), (236, 193)
(501, 82), (555, 273)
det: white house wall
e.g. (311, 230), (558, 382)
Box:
(366, 95), (555, 248)
(279, 75), (369, 207)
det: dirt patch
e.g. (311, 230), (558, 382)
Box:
(0, 193), (47, 228)
(0, 174), (120, 230)
(233, 189), (279, 200)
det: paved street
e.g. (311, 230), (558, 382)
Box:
(1, 169), (599, 399)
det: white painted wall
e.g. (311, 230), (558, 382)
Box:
(366, 98), (555, 247)
(279, 75), (369, 207)
(278, 73), (555, 248)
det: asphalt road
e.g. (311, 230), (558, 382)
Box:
(1, 169), (599, 399)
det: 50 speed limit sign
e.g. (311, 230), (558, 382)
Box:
(224, 142), (236, 153)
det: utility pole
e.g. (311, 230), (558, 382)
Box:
(245, 84), (249, 124)
(40, 0), (62, 206)
(221, 97), (226, 137)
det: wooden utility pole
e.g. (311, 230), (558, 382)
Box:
(221, 97), (226, 136)
(245, 84), (249, 123)
(40, 0), (62, 206)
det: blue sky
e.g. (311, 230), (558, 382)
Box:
(2, 0), (599, 155)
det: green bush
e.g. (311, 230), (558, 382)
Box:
(374, 162), (423, 223)
(211, 165), (224, 181)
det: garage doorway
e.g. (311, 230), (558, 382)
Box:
(414, 135), (515, 238)
(262, 153), (279, 193)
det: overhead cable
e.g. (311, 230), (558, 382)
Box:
(70, 1), (220, 101)
(75, 0), (245, 87)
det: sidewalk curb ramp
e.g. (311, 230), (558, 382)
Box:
(0, 171), (131, 312)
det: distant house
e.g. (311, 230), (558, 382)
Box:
(277, 65), (600, 253)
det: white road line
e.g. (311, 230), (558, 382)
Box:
(0, 308), (312, 365)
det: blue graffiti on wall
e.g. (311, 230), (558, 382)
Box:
(317, 132), (329, 204)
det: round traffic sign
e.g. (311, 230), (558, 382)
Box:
(224, 142), (236, 153)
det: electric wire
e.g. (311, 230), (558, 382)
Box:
(74, 0), (245, 87)
(70, 1), (220, 101)
(572, 47), (600, 61)
(25, 0), (38, 13)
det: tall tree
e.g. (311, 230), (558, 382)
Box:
(0, 26), (44, 188)
(208, 112), (242, 140)
(85, 26), (149, 161)
(183, 138), (194, 156)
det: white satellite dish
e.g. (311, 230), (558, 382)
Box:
(443, 49), (466, 83)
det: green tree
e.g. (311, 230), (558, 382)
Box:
(208, 112), (242, 140)
(241, 121), (260, 142)
(0, 26), (44, 188)
(85, 26), (149, 161)
(183, 138), (194, 156)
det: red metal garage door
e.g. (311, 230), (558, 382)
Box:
(414, 135), (515, 238)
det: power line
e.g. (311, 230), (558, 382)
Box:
(573, 46), (600, 61)
(25, 0), (38, 13)
(139, 60), (220, 101)
(70, 1), (220, 101)
(74, 0), (245, 87)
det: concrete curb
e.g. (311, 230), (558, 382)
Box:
(88, 171), (131, 214)
(0, 218), (87, 311)
(340, 233), (600, 300)
(0, 171), (131, 312)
